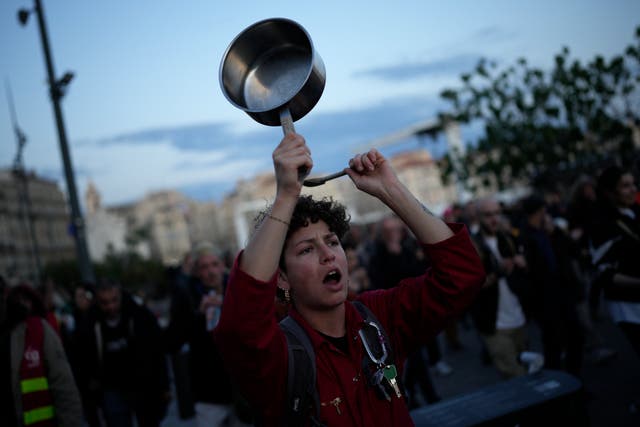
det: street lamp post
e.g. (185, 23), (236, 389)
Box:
(18, 0), (95, 283)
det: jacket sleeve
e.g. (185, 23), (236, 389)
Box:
(359, 223), (485, 360)
(42, 320), (83, 427)
(213, 252), (288, 420)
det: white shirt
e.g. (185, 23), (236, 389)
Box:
(484, 236), (527, 330)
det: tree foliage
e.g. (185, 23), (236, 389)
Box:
(439, 26), (640, 192)
(42, 252), (169, 298)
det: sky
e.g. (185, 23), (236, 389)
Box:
(1, 0), (639, 207)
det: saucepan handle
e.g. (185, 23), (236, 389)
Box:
(279, 107), (295, 136)
(279, 107), (309, 181)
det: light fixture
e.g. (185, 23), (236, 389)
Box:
(57, 71), (74, 87)
(17, 8), (31, 26)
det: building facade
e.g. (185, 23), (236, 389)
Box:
(0, 169), (75, 285)
(81, 147), (459, 267)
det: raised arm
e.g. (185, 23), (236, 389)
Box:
(240, 132), (312, 280)
(345, 149), (454, 244)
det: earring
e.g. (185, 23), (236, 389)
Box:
(277, 287), (291, 304)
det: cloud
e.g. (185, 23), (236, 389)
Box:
(354, 54), (482, 81)
(95, 122), (230, 149)
(75, 93), (465, 204)
(352, 26), (515, 83)
(75, 137), (268, 205)
(469, 26), (518, 43)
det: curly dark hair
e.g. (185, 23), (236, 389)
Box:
(255, 195), (351, 271)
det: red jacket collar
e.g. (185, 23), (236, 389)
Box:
(288, 302), (367, 351)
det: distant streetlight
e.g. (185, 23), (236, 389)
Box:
(17, 0), (95, 284)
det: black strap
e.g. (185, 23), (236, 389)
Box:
(280, 316), (324, 427)
(279, 302), (395, 426)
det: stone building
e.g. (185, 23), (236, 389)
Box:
(218, 147), (457, 252)
(0, 169), (75, 285)
(390, 149), (458, 215)
(82, 147), (458, 266)
(97, 189), (227, 266)
(84, 181), (129, 262)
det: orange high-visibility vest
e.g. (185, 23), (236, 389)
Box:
(20, 316), (56, 426)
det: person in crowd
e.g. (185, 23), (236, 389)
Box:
(214, 132), (485, 426)
(403, 345), (442, 410)
(470, 197), (543, 378)
(341, 222), (376, 272)
(164, 242), (238, 427)
(343, 242), (370, 297)
(2, 283), (82, 427)
(519, 194), (585, 377)
(64, 282), (102, 427)
(367, 215), (423, 290)
(566, 175), (599, 243)
(591, 165), (640, 359)
(75, 279), (169, 427)
(461, 200), (480, 234)
(564, 176), (618, 364)
(566, 175), (607, 320)
(439, 206), (467, 352)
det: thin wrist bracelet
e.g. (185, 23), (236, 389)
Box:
(267, 213), (290, 227)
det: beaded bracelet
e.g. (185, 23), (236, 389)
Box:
(267, 213), (290, 227)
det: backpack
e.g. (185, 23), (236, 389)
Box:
(278, 301), (396, 427)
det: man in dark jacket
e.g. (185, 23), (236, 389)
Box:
(75, 279), (169, 427)
(519, 194), (584, 377)
(164, 242), (235, 427)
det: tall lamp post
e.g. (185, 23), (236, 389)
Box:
(18, 0), (95, 283)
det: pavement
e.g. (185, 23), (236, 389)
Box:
(161, 312), (640, 427)
(427, 313), (640, 427)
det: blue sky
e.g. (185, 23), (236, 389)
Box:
(1, 0), (638, 205)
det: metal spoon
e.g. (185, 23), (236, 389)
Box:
(302, 170), (347, 187)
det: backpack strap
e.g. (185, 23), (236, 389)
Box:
(279, 316), (324, 427)
(278, 303), (395, 426)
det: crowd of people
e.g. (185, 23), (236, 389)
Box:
(1, 136), (638, 426)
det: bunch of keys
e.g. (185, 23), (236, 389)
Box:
(371, 364), (402, 401)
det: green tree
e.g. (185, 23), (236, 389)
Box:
(43, 253), (168, 299)
(439, 26), (640, 192)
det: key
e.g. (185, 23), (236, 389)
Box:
(383, 364), (402, 398)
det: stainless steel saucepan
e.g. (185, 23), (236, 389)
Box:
(220, 18), (345, 186)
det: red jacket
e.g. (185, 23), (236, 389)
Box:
(215, 223), (484, 426)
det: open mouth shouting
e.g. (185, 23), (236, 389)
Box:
(323, 269), (344, 291)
